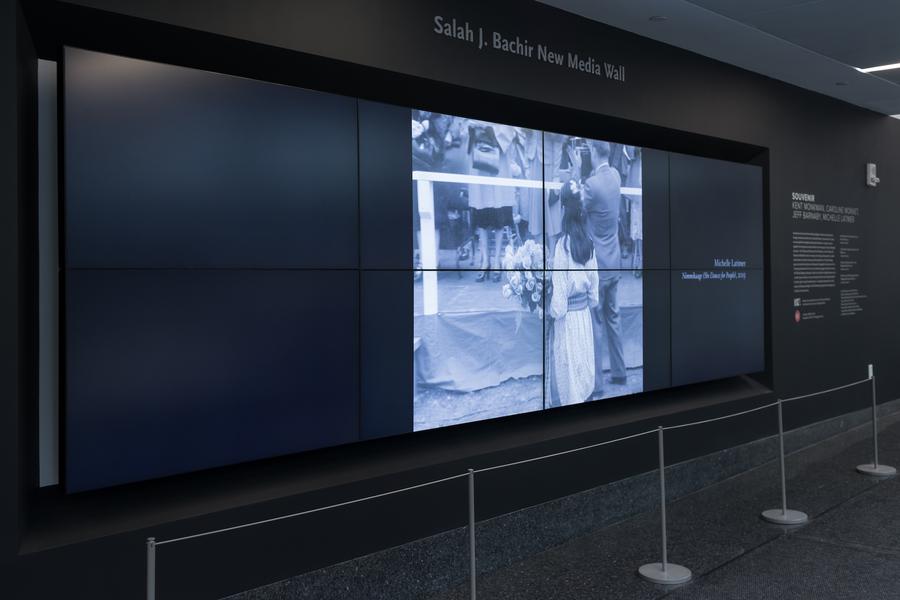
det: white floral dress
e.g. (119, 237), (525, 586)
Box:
(550, 237), (600, 406)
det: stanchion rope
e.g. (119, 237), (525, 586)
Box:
(780, 377), (871, 404)
(663, 401), (779, 432)
(155, 472), (469, 546)
(152, 376), (873, 547)
(472, 428), (657, 474)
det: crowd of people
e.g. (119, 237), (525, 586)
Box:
(412, 112), (642, 405)
(412, 111), (642, 275)
(412, 110), (543, 277)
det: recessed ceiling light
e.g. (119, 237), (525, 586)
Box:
(835, 81), (848, 86)
(857, 62), (900, 73)
(648, 15), (668, 22)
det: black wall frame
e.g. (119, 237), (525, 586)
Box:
(4, 0), (895, 598)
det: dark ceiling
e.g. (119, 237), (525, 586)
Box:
(542, 0), (900, 115)
(688, 0), (900, 84)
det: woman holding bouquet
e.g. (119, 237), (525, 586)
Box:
(550, 180), (600, 406)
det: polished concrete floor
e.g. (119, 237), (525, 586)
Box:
(428, 414), (900, 600)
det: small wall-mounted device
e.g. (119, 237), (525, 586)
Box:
(866, 163), (880, 187)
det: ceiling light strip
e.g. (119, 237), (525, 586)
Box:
(858, 63), (900, 73)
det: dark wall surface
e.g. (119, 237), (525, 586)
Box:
(4, 0), (900, 598)
(1, 0), (23, 573)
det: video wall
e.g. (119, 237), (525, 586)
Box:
(63, 48), (764, 492)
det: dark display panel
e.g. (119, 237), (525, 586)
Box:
(669, 153), (764, 270)
(667, 152), (764, 387)
(670, 269), (765, 386)
(64, 48), (359, 269)
(359, 100), (413, 270)
(63, 48), (765, 491)
(65, 270), (359, 492)
(360, 270), (413, 441)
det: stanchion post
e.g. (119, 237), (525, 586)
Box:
(468, 468), (477, 600)
(761, 398), (808, 525)
(857, 364), (896, 477)
(146, 537), (156, 600)
(873, 364), (879, 468)
(638, 427), (691, 585)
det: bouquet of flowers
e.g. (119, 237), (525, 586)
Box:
(501, 239), (550, 319)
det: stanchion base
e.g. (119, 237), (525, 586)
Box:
(761, 508), (808, 525)
(638, 562), (692, 585)
(857, 463), (897, 477)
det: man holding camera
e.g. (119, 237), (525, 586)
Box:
(583, 140), (627, 395)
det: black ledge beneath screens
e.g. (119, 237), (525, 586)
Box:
(33, 374), (771, 553)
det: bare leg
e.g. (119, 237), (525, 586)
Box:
(633, 239), (642, 275)
(477, 227), (489, 270)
